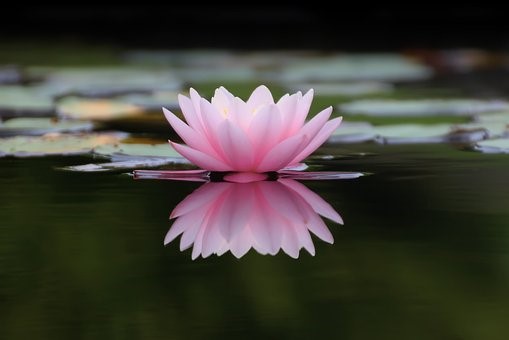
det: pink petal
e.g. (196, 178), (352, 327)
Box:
(248, 104), (283, 162)
(297, 106), (333, 143)
(290, 117), (342, 164)
(217, 120), (255, 171)
(170, 182), (230, 218)
(289, 89), (313, 134)
(163, 108), (219, 158)
(247, 85), (274, 109)
(307, 212), (334, 244)
(256, 134), (308, 172)
(170, 141), (231, 171)
(178, 94), (206, 135)
(218, 183), (253, 241)
(276, 93), (299, 137)
(281, 223), (300, 258)
(189, 88), (202, 114)
(279, 178), (343, 224)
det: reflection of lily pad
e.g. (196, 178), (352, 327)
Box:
(0, 118), (93, 136)
(372, 124), (488, 144)
(328, 122), (376, 143)
(29, 67), (182, 97)
(0, 86), (54, 117)
(281, 54), (433, 82)
(57, 98), (145, 121)
(116, 91), (179, 111)
(339, 99), (509, 117)
(0, 132), (126, 157)
(474, 139), (509, 154)
(93, 143), (182, 159)
(287, 82), (393, 97)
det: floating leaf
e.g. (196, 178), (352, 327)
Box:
(0, 132), (127, 157)
(372, 124), (488, 144)
(115, 91), (179, 111)
(286, 82), (393, 97)
(328, 122), (376, 143)
(473, 139), (509, 154)
(0, 86), (54, 117)
(474, 111), (509, 123)
(176, 67), (255, 82)
(93, 143), (183, 159)
(280, 54), (433, 82)
(339, 99), (509, 117)
(453, 122), (509, 138)
(61, 158), (188, 172)
(57, 98), (145, 121)
(0, 118), (93, 136)
(0, 65), (24, 85)
(29, 67), (182, 97)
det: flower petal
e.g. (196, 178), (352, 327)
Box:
(290, 117), (342, 164)
(247, 85), (274, 109)
(170, 182), (230, 218)
(163, 107), (219, 158)
(217, 120), (255, 171)
(256, 134), (308, 172)
(279, 178), (343, 224)
(289, 89), (313, 134)
(248, 104), (283, 161)
(170, 141), (231, 171)
(297, 106), (333, 143)
(178, 94), (205, 135)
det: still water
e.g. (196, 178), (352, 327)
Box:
(1, 143), (509, 339)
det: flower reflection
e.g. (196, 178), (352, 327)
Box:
(164, 178), (343, 259)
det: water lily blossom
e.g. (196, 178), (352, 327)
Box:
(163, 85), (342, 172)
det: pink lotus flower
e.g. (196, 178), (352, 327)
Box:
(163, 85), (342, 172)
(164, 177), (343, 259)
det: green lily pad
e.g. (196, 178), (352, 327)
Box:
(0, 65), (24, 85)
(372, 124), (488, 144)
(176, 67), (255, 82)
(61, 158), (189, 172)
(339, 99), (509, 117)
(93, 143), (184, 159)
(0, 132), (127, 157)
(0, 118), (93, 136)
(453, 122), (509, 138)
(29, 67), (182, 97)
(57, 98), (145, 121)
(286, 82), (394, 97)
(328, 122), (376, 143)
(0, 86), (54, 117)
(474, 111), (509, 123)
(280, 54), (433, 82)
(473, 138), (509, 154)
(115, 91), (179, 111)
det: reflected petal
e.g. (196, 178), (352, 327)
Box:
(165, 178), (343, 259)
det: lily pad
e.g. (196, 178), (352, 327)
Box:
(93, 143), (183, 159)
(328, 122), (376, 143)
(474, 111), (509, 123)
(29, 67), (182, 97)
(473, 138), (509, 154)
(57, 98), (145, 121)
(372, 124), (488, 144)
(339, 99), (509, 117)
(453, 122), (509, 138)
(280, 54), (433, 82)
(115, 91), (179, 111)
(0, 86), (54, 117)
(286, 81), (394, 97)
(61, 158), (188, 172)
(0, 132), (127, 157)
(0, 118), (93, 136)
(176, 67), (255, 82)
(0, 65), (24, 85)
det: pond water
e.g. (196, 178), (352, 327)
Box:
(1, 47), (509, 339)
(1, 143), (509, 339)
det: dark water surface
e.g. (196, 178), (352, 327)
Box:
(1, 143), (509, 339)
